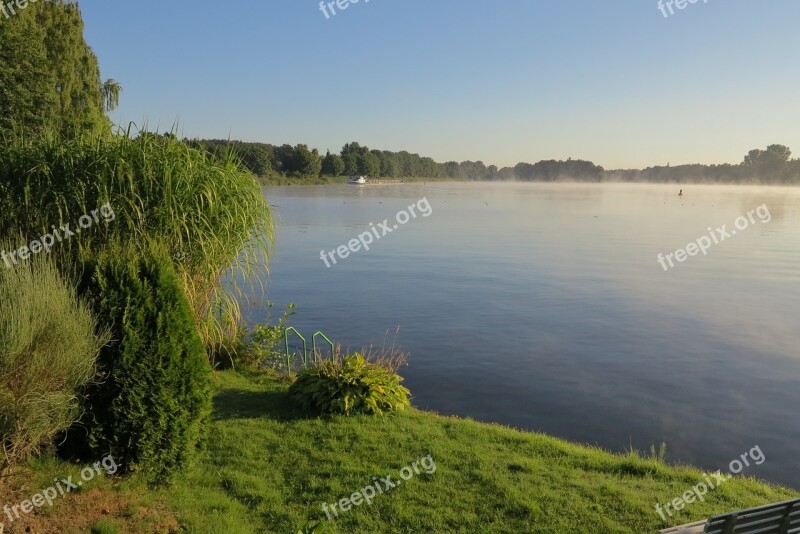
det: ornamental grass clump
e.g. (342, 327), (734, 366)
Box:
(0, 131), (274, 356)
(288, 352), (411, 416)
(0, 246), (108, 472)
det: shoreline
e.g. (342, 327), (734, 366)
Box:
(258, 177), (800, 188)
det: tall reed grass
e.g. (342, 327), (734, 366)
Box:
(0, 131), (274, 355)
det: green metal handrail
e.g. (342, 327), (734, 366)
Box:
(284, 327), (307, 369)
(312, 331), (335, 364)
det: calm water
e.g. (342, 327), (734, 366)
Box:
(249, 182), (800, 489)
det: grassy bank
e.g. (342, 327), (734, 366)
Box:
(2, 371), (796, 533)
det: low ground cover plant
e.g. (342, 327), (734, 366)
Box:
(288, 351), (410, 415)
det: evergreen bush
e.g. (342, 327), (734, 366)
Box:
(76, 240), (211, 484)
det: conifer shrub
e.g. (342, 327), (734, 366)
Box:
(75, 240), (211, 484)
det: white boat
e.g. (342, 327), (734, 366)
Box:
(348, 175), (367, 184)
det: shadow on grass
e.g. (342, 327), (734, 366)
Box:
(211, 389), (306, 422)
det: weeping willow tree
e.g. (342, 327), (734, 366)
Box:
(0, 132), (273, 361)
(0, 0), (111, 138)
(101, 79), (123, 112)
(0, 1), (51, 136)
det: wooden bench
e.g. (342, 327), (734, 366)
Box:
(659, 498), (800, 534)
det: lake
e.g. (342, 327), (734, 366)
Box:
(249, 182), (800, 490)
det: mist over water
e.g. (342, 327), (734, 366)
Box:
(250, 182), (800, 489)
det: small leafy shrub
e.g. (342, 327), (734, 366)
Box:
(288, 353), (411, 415)
(0, 247), (108, 471)
(211, 303), (295, 371)
(73, 240), (211, 484)
(245, 303), (296, 370)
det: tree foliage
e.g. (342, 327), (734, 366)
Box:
(292, 144), (322, 176)
(185, 139), (800, 185)
(321, 150), (345, 176)
(501, 159), (604, 182)
(609, 145), (800, 184)
(101, 79), (123, 112)
(0, 0), (112, 138)
(743, 144), (792, 173)
(358, 151), (381, 177)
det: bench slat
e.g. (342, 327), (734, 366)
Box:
(703, 499), (800, 534)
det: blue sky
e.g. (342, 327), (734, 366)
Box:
(80, 0), (800, 169)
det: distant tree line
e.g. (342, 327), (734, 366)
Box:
(188, 140), (448, 180)
(493, 159), (604, 182)
(606, 145), (800, 184)
(188, 139), (800, 185)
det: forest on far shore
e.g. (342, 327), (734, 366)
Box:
(189, 139), (800, 185)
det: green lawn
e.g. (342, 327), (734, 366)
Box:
(144, 371), (797, 533)
(9, 371), (797, 533)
